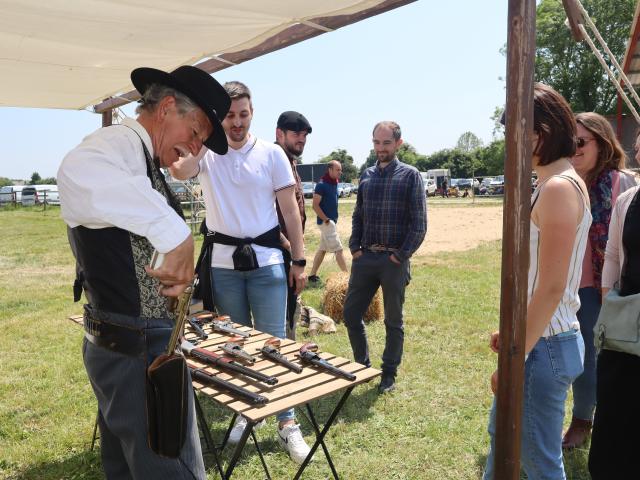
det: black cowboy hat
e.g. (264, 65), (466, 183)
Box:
(131, 66), (231, 154)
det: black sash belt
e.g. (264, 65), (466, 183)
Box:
(83, 305), (144, 356)
(194, 223), (283, 311)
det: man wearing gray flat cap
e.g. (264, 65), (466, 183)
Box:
(58, 65), (230, 479)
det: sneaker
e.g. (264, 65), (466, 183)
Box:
(228, 416), (265, 444)
(277, 424), (312, 465)
(378, 374), (396, 394)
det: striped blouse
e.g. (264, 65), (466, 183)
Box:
(528, 174), (592, 337)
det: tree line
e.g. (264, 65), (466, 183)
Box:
(0, 172), (56, 187)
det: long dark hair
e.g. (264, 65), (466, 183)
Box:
(575, 112), (627, 185)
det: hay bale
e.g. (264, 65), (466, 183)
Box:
(321, 272), (382, 323)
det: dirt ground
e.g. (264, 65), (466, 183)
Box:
(333, 204), (504, 257)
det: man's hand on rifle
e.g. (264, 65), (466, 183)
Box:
(145, 235), (194, 297)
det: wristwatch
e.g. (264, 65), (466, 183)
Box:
(291, 259), (307, 267)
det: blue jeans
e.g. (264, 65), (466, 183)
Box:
(483, 331), (584, 480)
(571, 287), (599, 420)
(211, 263), (294, 422)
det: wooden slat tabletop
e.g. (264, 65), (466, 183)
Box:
(69, 313), (381, 422)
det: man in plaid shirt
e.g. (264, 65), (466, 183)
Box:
(344, 121), (427, 393)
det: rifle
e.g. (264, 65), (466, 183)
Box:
(181, 339), (277, 386)
(145, 266), (195, 457)
(188, 364), (269, 405)
(260, 338), (303, 373)
(298, 343), (356, 381)
(220, 340), (256, 364)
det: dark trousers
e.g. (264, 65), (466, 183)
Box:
(343, 251), (410, 376)
(83, 313), (205, 480)
(589, 349), (640, 479)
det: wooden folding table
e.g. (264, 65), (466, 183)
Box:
(70, 314), (381, 479)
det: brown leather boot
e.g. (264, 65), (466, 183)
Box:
(562, 416), (592, 449)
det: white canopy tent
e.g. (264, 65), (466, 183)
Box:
(0, 0), (414, 110)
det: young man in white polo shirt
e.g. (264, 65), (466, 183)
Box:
(170, 81), (310, 464)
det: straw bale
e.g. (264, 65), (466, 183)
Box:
(321, 272), (382, 323)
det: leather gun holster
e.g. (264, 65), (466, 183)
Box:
(146, 353), (189, 458)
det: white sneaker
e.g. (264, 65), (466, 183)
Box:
(228, 416), (265, 444)
(277, 424), (312, 465)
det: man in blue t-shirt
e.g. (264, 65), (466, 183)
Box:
(308, 160), (348, 284)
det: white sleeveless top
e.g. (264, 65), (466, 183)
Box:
(528, 174), (592, 337)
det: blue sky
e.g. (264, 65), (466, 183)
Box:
(0, 1), (507, 180)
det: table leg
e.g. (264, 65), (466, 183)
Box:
(293, 386), (355, 480)
(224, 419), (255, 479)
(193, 392), (224, 478)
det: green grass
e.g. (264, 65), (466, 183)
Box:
(0, 204), (590, 479)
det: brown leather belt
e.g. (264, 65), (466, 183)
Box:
(366, 244), (397, 253)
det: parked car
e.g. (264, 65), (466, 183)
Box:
(488, 175), (505, 195)
(0, 185), (25, 204)
(167, 181), (189, 202)
(337, 183), (352, 198)
(479, 177), (494, 195)
(20, 186), (38, 205)
(302, 182), (315, 198)
(349, 183), (357, 194)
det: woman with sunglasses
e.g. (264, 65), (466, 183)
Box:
(588, 131), (640, 479)
(484, 83), (590, 480)
(561, 112), (637, 449)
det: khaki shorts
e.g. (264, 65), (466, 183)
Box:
(318, 220), (343, 252)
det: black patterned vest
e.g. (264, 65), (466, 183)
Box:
(68, 126), (184, 319)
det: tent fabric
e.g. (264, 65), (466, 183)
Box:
(0, 0), (395, 110)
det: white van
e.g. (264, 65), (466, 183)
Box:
(35, 185), (59, 205)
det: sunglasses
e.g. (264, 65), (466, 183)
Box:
(576, 137), (595, 148)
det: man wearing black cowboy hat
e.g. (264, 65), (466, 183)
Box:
(58, 65), (230, 479)
(274, 110), (312, 340)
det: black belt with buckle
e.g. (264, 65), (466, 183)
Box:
(366, 245), (397, 253)
(83, 306), (145, 356)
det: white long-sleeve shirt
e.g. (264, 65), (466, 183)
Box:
(57, 117), (190, 253)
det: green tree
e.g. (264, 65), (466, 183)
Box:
(40, 177), (57, 185)
(359, 149), (377, 175)
(476, 139), (506, 176)
(0, 177), (12, 187)
(29, 172), (41, 185)
(319, 148), (358, 182)
(535, 0), (635, 113)
(456, 132), (483, 152)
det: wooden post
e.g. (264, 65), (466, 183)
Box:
(102, 107), (113, 127)
(494, 1), (535, 478)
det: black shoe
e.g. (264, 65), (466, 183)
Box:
(308, 275), (321, 285)
(378, 374), (396, 394)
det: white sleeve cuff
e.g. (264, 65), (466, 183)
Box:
(146, 213), (191, 253)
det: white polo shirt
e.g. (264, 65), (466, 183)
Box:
(198, 133), (295, 269)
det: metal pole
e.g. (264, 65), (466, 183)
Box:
(494, 1), (535, 478)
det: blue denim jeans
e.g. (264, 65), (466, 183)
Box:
(211, 263), (294, 422)
(483, 330), (585, 480)
(571, 287), (600, 420)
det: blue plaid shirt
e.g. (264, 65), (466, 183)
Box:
(350, 158), (427, 260)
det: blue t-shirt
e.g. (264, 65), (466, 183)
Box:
(314, 181), (339, 225)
